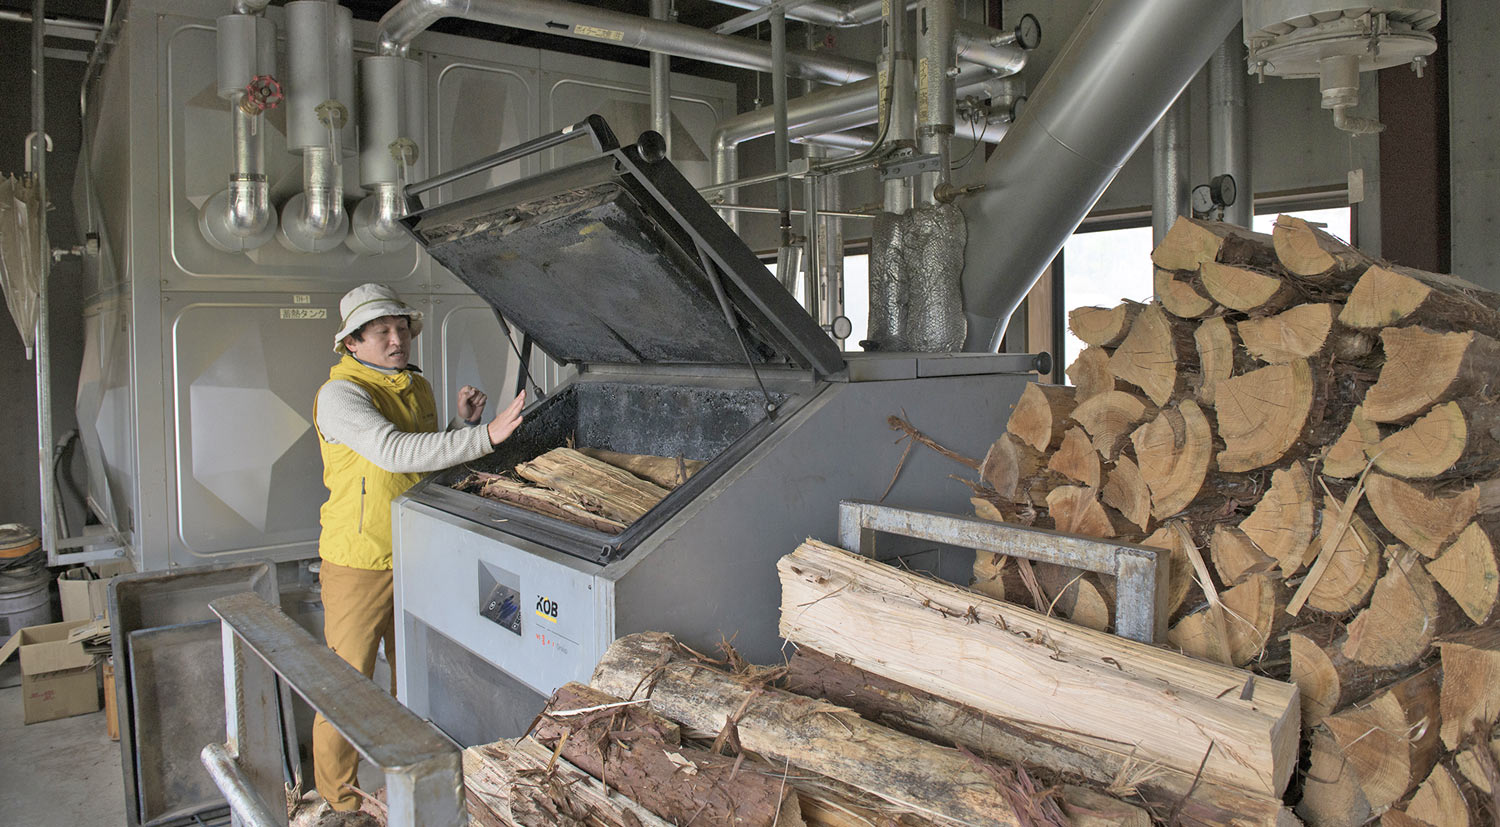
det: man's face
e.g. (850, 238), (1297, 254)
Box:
(345, 315), (412, 370)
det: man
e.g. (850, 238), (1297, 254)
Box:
(311, 283), (525, 817)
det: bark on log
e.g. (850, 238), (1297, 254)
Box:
(1288, 620), (1404, 728)
(1239, 462), (1317, 577)
(1437, 626), (1500, 751)
(1372, 398), (1500, 481)
(1366, 473), (1480, 559)
(1214, 359), (1318, 473)
(1132, 399), (1214, 520)
(1323, 406), (1382, 479)
(776, 539), (1302, 798)
(463, 738), (679, 827)
(1200, 261), (1303, 314)
(516, 447), (669, 524)
(1007, 383), (1077, 453)
(1109, 303), (1199, 407)
(1272, 215), (1375, 281)
(1323, 665), (1444, 814)
(1066, 345), (1117, 402)
(1237, 303), (1341, 364)
(467, 472), (629, 534)
(1069, 302), (1145, 348)
(1072, 390), (1154, 461)
(590, 632), (1034, 827)
(1046, 427), (1101, 488)
(1342, 262), (1500, 340)
(1155, 267), (1217, 319)
(576, 448), (705, 490)
(1429, 517), (1500, 625)
(530, 682), (794, 827)
(1152, 215), (1278, 273)
(1101, 455), (1153, 532)
(1296, 728), (1373, 827)
(1343, 549), (1461, 670)
(1363, 327), (1500, 424)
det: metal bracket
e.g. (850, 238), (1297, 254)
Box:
(204, 593), (465, 827)
(878, 152), (943, 182)
(837, 500), (1168, 643)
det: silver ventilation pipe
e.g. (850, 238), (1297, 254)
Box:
(1151, 96), (1189, 245)
(882, 0), (915, 214)
(1208, 29), (1252, 226)
(703, 0), (916, 28)
(958, 0), (1242, 351)
(200, 9), (279, 252)
(915, 0), (956, 207)
(374, 0), (871, 85)
(280, 1), (355, 253)
(349, 55), (424, 256)
(650, 0), (672, 159)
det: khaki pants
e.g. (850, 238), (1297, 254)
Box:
(313, 560), (396, 811)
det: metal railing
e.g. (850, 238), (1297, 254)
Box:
(203, 592), (464, 827)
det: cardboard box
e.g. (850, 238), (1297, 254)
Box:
(58, 567), (110, 623)
(0, 620), (101, 724)
(103, 659), (118, 740)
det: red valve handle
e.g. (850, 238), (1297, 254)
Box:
(240, 75), (284, 115)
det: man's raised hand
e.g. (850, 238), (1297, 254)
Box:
(457, 385), (487, 423)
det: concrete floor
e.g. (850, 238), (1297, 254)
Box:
(0, 680), (127, 826)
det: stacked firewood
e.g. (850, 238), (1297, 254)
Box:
(466, 535), (1310, 826)
(923, 214), (1500, 826)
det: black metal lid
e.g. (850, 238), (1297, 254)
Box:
(402, 125), (844, 376)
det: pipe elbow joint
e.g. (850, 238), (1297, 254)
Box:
(345, 189), (412, 256)
(200, 186), (277, 253)
(278, 193), (348, 253)
(378, 0), (470, 54)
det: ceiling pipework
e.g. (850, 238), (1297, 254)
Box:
(1243, 1), (1440, 135)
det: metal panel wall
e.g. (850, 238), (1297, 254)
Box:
(1449, 0), (1500, 288)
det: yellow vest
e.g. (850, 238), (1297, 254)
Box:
(315, 355), (439, 570)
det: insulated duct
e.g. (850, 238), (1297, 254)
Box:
(958, 0), (1243, 351)
(1151, 97), (1188, 246)
(279, 0), (354, 254)
(1208, 30), (1251, 227)
(868, 203), (967, 351)
(915, 0), (956, 207)
(704, 0), (912, 28)
(348, 55), (424, 256)
(199, 10), (279, 253)
(374, 0), (872, 85)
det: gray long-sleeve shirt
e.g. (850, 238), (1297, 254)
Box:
(315, 379), (494, 474)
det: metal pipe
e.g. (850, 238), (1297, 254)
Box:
(0, 9), (102, 37)
(650, 0), (672, 159)
(883, 0), (915, 214)
(201, 744), (283, 827)
(32, 0), (57, 567)
(772, 10), (792, 256)
(952, 19), (1027, 74)
(280, 1), (350, 252)
(714, 202), (872, 218)
(201, 11), (278, 252)
(916, 0), (955, 207)
(803, 172), (820, 314)
(349, 54), (418, 255)
(703, 0), (917, 28)
(1151, 96), (1188, 246)
(958, 0), (1243, 351)
(226, 101), (272, 236)
(375, 0), (871, 85)
(1208, 28), (1251, 227)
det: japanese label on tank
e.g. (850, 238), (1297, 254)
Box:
(292, 294), (311, 304)
(575, 24), (624, 41)
(279, 308), (328, 320)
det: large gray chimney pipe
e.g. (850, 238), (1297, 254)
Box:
(958, 0), (1242, 351)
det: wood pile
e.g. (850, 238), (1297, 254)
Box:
(455, 446), (704, 533)
(894, 214), (1500, 825)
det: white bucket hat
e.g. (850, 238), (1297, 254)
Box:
(333, 283), (425, 354)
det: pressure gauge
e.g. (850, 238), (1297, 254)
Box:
(1015, 14), (1042, 50)
(827, 316), (853, 341)
(1210, 174), (1237, 208)
(1191, 184), (1215, 216)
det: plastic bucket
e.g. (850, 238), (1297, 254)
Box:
(0, 566), (53, 637)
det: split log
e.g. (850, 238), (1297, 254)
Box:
(1169, 572), (1288, 667)
(1343, 548), (1461, 669)
(1237, 303), (1340, 363)
(781, 649), (1284, 826)
(1101, 456), (1152, 532)
(1289, 620), (1403, 728)
(1362, 327), (1500, 424)
(1024, 558), (1115, 631)
(1109, 303), (1198, 406)
(1366, 473), (1479, 558)
(467, 472), (628, 534)
(530, 682), (795, 827)
(971, 550), (1013, 602)
(1069, 302), (1144, 348)
(979, 433), (1065, 505)
(1141, 522), (1201, 617)
(464, 738), (678, 827)
(1155, 267), (1217, 318)
(1296, 728), (1373, 827)
(1195, 316), (1250, 406)
(590, 632), (1034, 827)
(1131, 399), (1214, 519)
(1301, 507), (1383, 615)
(1323, 665), (1444, 813)
(1044, 485), (1135, 541)
(1454, 737), (1500, 798)
(1323, 406), (1382, 479)
(1066, 345), (1117, 402)
(1006, 383), (1077, 452)
(1239, 462), (1317, 577)
(1046, 427), (1101, 488)
(1437, 626), (1500, 751)
(776, 539), (1302, 798)
(1429, 518), (1500, 624)
(1200, 261), (1302, 313)
(1403, 763), (1472, 827)
(1342, 262), (1500, 340)
(1071, 390), (1154, 460)
(1210, 524), (1278, 586)
(576, 448), (705, 490)
(1215, 359), (1317, 473)
(1152, 215), (1277, 273)
(516, 447), (669, 524)
(1272, 215), (1373, 281)
(1372, 398), (1500, 481)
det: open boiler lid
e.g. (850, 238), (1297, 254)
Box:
(401, 117), (845, 377)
